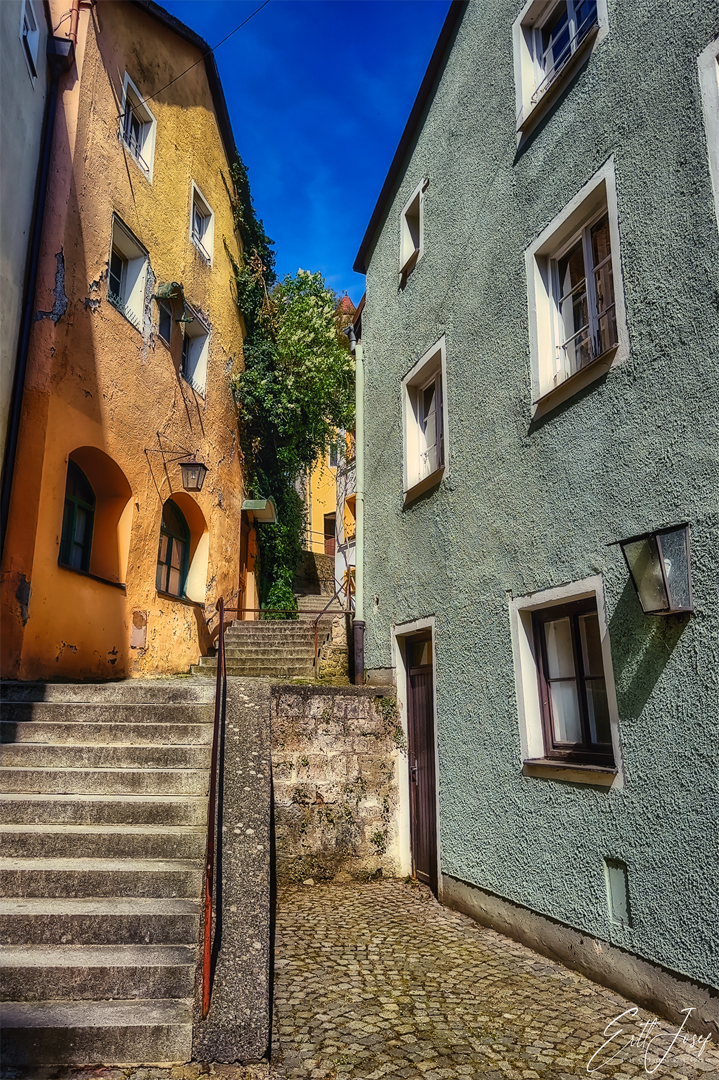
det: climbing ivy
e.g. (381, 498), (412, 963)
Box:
(226, 155), (355, 609)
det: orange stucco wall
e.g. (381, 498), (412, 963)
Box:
(0, 1), (248, 680)
(305, 455), (337, 554)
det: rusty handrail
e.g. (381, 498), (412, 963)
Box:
(201, 595), (225, 1020)
(313, 585), (350, 670)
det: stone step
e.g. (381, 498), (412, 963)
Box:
(0, 701), (214, 724)
(0, 824), (206, 861)
(0, 720), (213, 745)
(0, 857), (203, 898)
(0, 944), (195, 1001)
(192, 662), (315, 679)
(0, 897), (201, 945)
(0, 767), (209, 795)
(0, 681), (215, 704)
(223, 648), (314, 660)
(0, 793), (208, 826)
(0, 998), (192, 1066)
(0, 743), (211, 770)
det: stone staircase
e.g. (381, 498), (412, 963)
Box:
(0, 680), (214, 1067)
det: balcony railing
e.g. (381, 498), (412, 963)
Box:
(120, 128), (150, 174)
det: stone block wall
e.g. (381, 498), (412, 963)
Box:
(271, 686), (404, 884)
(317, 614), (351, 680)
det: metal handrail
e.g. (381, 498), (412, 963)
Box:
(201, 596), (225, 1020)
(312, 585), (350, 669)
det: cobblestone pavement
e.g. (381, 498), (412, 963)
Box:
(270, 879), (718, 1080)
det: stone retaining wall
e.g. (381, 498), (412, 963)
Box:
(271, 686), (403, 885)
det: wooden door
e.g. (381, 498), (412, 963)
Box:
(406, 635), (438, 895)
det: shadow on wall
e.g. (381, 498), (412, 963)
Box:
(609, 578), (689, 720)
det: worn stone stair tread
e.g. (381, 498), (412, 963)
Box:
(1, 943), (195, 967)
(0, 856), (201, 872)
(0, 896), (200, 916)
(0, 681), (215, 703)
(0, 792), (208, 825)
(1, 823), (204, 836)
(0, 767), (210, 795)
(0, 745), (212, 770)
(1, 996), (192, 1026)
(0, 721), (213, 744)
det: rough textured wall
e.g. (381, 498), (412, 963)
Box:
(272, 686), (403, 884)
(362, 0), (719, 990)
(1, 1), (245, 679)
(0, 0), (48, 481)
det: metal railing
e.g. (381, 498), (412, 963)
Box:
(313, 584), (352, 670)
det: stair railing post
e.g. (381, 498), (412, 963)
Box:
(202, 595), (224, 1020)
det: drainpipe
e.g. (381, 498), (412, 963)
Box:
(0, 36), (75, 559)
(345, 324), (365, 684)
(68, 0), (80, 47)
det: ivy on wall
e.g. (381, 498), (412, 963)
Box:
(226, 156), (355, 612)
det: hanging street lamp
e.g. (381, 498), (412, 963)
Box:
(179, 457), (208, 492)
(619, 524), (693, 615)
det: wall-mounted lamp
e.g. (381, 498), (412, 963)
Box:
(619, 524), (693, 615)
(179, 457), (208, 492)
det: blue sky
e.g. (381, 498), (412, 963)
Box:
(161, 0), (452, 304)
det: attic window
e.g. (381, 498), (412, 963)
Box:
(400, 179), (427, 279)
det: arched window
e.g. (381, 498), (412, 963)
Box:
(60, 461), (96, 572)
(156, 499), (190, 597)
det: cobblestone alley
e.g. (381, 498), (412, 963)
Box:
(271, 879), (719, 1080)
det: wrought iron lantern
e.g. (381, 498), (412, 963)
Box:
(619, 524), (693, 615)
(179, 457), (208, 492)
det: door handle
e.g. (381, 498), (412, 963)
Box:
(410, 760), (418, 783)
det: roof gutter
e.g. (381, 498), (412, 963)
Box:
(353, 0), (467, 275)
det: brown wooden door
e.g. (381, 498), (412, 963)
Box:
(407, 636), (438, 895)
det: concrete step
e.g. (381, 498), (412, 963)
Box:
(0, 857), (203, 898)
(192, 662), (315, 678)
(223, 648), (314, 660)
(0, 793), (208, 826)
(0, 742), (211, 771)
(0, 681), (215, 704)
(0, 720), (213, 745)
(0, 824), (206, 861)
(0, 701), (214, 724)
(0, 897), (201, 945)
(0, 998), (192, 1066)
(0, 766), (209, 795)
(0, 944), (195, 1001)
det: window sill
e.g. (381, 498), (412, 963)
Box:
(403, 466), (444, 506)
(57, 563), (126, 591)
(533, 344), (619, 415)
(108, 294), (143, 335)
(180, 371), (207, 399)
(191, 236), (212, 266)
(399, 249), (421, 286)
(156, 591), (204, 609)
(517, 23), (600, 138)
(523, 757), (618, 786)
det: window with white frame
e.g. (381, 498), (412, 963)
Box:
(400, 179), (427, 279)
(525, 159), (627, 410)
(20, 0), (40, 80)
(190, 184), (214, 264)
(181, 309), (210, 395)
(120, 73), (156, 180)
(157, 300), (172, 345)
(512, 0), (607, 133)
(509, 576), (622, 781)
(107, 217), (148, 333)
(698, 36), (719, 228)
(402, 338), (447, 497)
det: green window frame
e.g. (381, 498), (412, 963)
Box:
(156, 499), (190, 598)
(59, 461), (95, 572)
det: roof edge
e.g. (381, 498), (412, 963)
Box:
(353, 0), (467, 276)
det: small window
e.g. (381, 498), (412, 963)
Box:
(158, 300), (172, 344)
(20, 0), (39, 80)
(60, 461), (95, 572)
(156, 499), (189, 598)
(698, 36), (719, 228)
(107, 217), (148, 333)
(120, 74), (156, 180)
(181, 308), (210, 395)
(328, 442), (338, 469)
(513, 0), (607, 134)
(402, 338), (447, 500)
(191, 184), (214, 265)
(344, 494), (357, 542)
(400, 179), (427, 279)
(532, 598), (614, 768)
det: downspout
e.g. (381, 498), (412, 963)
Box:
(0, 36), (75, 558)
(346, 324), (365, 684)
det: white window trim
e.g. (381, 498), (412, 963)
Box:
(392, 615), (442, 897)
(120, 73), (156, 182)
(181, 308), (210, 397)
(698, 36), (719, 230)
(401, 336), (448, 503)
(19, 0), (40, 83)
(107, 216), (148, 334)
(512, 0), (609, 138)
(399, 178), (428, 279)
(190, 182), (215, 266)
(508, 575), (624, 789)
(525, 156), (628, 417)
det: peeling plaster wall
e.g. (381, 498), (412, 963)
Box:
(0, 1), (246, 680)
(361, 1), (719, 993)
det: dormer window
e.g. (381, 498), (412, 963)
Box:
(120, 74), (156, 180)
(191, 185), (214, 265)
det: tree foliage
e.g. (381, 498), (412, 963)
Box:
(226, 156), (355, 608)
